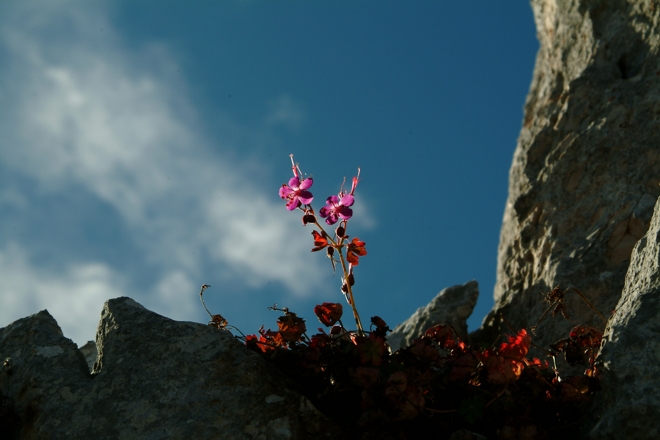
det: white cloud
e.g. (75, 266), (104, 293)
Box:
(0, 242), (125, 345)
(265, 95), (305, 131)
(0, 2), (327, 340)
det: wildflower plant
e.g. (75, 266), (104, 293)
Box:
(198, 155), (607, 438)
(279, 154), (367, 334)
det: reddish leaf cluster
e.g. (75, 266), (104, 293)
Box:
(314, 302), (343, 327)
(246, 310), (306, 353)
(243, 306), (602, 438)
(311, 230), (329, 252)
(550, 325), (603, 372)
(346, 238), (367, 266)
(477, 329), (530, 385)
(208, 314), (228, 329)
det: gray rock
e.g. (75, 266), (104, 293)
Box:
(476, 0), (660, 354)
(78, 340), (97, 372)
(388, 280), (478, 352)
(588, 196), (660, 439)
(0, 297), (339, 440)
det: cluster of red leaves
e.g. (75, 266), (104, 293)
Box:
(314, 302), (343, 326)
(346, 238), (367, 266)
(550, 325), (603, 374)
(246, 310), (307, 353)
(244, 304), (601, 439)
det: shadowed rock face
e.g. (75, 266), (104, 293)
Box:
(475, 0), (660, 353)
(0, 297), (339, 440)
(588, 196), (660, 439)
(388, 280), (479, 352)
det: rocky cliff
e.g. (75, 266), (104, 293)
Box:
(588, 195), (660, 439)
(474, 0), (660, 353)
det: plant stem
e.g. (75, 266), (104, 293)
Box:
(567, 287), (608, 325)
(199, 284), (213, 319)
(338, 249), (364, 335)
(306, 207), (364, 334)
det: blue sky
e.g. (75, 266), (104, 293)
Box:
(0, 1), (538, 346)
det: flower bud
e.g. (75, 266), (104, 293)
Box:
(330, 325), (343, 335)
(302, 214), (316, 225)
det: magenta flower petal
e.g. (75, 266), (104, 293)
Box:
(325, 213), (339, 225)
(340, 194), (354, 207)
(280, 176), (314, 210)
(279, 185), (293, 198)
(297, 190), (313, 205)
(300, 177), (314, 190)
(338, 205), (353, 220)
(319, 193), (354, 225)
(285, 199), (299, 210)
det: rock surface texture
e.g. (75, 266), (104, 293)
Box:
(476, 0), (660, 352)
(388, 280), (479, 352)
(0, 297), (339, 440)
(588, 196), (660, 439)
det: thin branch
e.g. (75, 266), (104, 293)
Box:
(199, 284), (213, 319)
(566, 287), (608, 325)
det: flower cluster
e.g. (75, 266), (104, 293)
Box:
(278, 154), (367, 333)
(279, 155), (315, 208)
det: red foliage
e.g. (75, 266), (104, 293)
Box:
(346, 237), (367, 266)
(370, 316), (390, 338)
(550, 325), (603, 368)
(424, 324), (467, 353)
(242, 301), (602, 438)
(208, 314), (228, 329)
(314, 302), (343, 327)
(245, 330), (287, 354)
(276, 312), (306, 342)
(355, 333), (387, 366)
(499, 329), (531, 360)
(311, 230), (329, 252)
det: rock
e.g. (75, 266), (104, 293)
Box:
(388, 280), (478, 352)
(0, 297), (340, 439)
(588, 196), (660, 439)
(78, 341), (97, 372)
(475, 0), (660, 353)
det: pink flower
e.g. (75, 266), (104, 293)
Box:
(319, 194), (354, 225)
(279, 176), (314, 211)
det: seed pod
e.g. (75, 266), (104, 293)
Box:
(302, 214), (316, 225)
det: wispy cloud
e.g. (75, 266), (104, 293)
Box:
(0, 2), (326, 344)
(265, 95), (305, 131)
(0, 242), (126, 344)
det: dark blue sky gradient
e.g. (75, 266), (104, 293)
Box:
(0, 2), (539, 343)
(111, 1), (538, 332)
